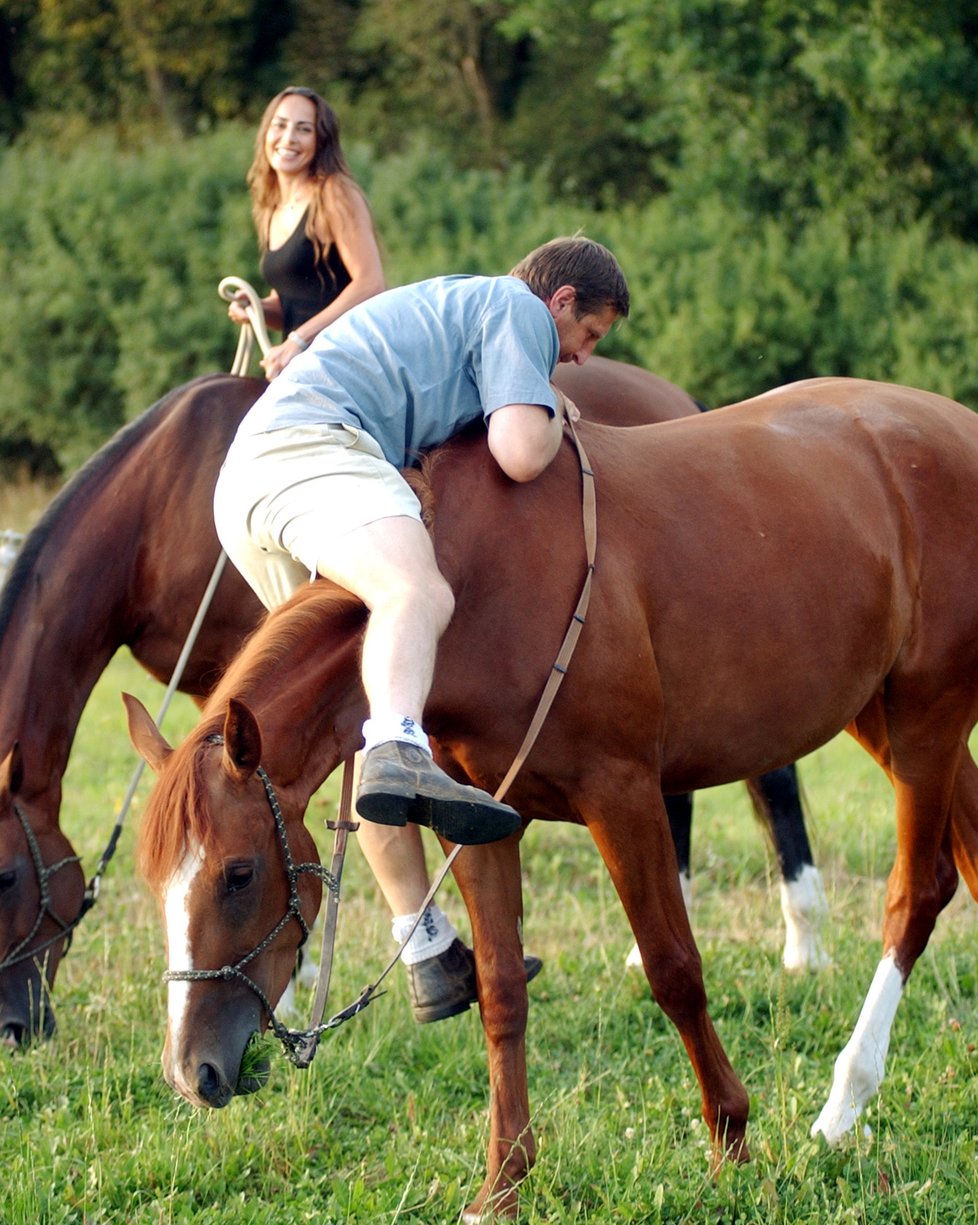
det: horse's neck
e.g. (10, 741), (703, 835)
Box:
(208, 590), (368, 796)
(0, 543), (124, 794)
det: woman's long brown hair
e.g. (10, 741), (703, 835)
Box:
(246, 85), (368, 271)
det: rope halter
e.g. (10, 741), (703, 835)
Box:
(1, 802), (84, 971)
(161, 735), (338, 1064)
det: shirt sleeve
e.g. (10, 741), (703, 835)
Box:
(470, 290), (560, 417)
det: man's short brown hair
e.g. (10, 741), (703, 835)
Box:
(510, 236), (630, 319)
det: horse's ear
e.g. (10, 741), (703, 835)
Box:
(0, 742), (24, 795)
(223, 697), (262, 781)
(122, 693), (173, 773)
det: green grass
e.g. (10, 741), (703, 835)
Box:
(3, 650), (978, 1223)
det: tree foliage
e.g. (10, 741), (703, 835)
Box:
(5, 1), (978, 230)
(3, 1), (978, 467)
(9, 0), (291, 138)
(592, 0), (978, 233)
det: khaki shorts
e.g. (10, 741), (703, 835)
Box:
(214, 422), (422, 610)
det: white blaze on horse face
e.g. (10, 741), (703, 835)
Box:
(162, 839), (206, 1062)
(811, 952), (903, 1144)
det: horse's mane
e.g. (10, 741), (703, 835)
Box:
(139, 582), (367, 891)
(203, 581), (367, 715)
(0, 376), (222, 635)
(407, 424), (484, 528)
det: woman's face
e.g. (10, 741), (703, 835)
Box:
(264, 94), (318, 179)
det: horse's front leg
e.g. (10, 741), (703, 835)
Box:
(626, 791), (691, 969)
(588, 772), (750, 1165)
(450, 831), (533, 1223)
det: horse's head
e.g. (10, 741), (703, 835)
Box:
(125, 693), (323, 1108)
(0, 744), (85, 1046)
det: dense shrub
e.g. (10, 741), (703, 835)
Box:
(602, 200), (978, 406)
(0, 128), (257, 469)
(2, 129), (977, 470)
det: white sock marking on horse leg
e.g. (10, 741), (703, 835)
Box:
(626, 872), (691, 969)
(781, 865), (830, 971)
(163, 842), (204, 1093)
(811, 952), (903, 1143)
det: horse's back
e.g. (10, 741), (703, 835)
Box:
(429, 377), (978, 793)
(604, 380), (978, 777)
(553, 355), (699, 425)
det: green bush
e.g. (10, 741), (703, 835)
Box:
(0, 128), (257, 469)
(603, 200), (978, 407)
(2, 128), (977, 470)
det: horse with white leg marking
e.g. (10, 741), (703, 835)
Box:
(130, 377), (978, 1220)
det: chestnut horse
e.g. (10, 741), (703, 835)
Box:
(10, 358), (806, 1045)
(130, 377), (978, 1220)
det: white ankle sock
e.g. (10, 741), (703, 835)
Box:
(362, 715), (432, 756)
(392, 905), (458, 965)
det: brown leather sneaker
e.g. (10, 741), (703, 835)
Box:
(407, 938), (544, 1024)
(356, 741), (522, 845)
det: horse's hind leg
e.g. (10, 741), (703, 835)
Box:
(844, 698), (978, 904)
(746, 764), (829, 971)
(812, 709), (960, 1144)
(590, 779), (750, 1164)
(666, 791), (694, 909)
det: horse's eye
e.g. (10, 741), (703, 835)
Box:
(224, 861), (255, 894)
(0, 868), (16, 892)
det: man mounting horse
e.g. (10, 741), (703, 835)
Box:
(212, 234), (630, 1023)
(0, 257), (819, 1048)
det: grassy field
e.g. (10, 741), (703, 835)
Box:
(2, 648), (978, 1224)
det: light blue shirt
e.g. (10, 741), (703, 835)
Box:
(235, 274), (560, 467)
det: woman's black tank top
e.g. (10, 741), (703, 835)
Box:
(260, 208), (352, 336)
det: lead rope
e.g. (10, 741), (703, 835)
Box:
(217, 276), (274, 376)
(292, 401), (597, 1063)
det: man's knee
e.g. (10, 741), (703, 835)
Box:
(372, 565), (454, 632)
(426, 570), (455, 634)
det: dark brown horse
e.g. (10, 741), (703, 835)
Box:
(2, 358), (734, 1044)
(130, 377), (978, 1221)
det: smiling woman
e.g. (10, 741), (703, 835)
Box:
(225, 86), (386, 380)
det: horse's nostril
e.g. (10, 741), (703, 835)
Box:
(1, 1022), (27, 1048)
(196, 1062), (222, 1101)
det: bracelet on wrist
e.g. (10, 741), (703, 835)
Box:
(287, 330), (309, 351)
